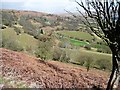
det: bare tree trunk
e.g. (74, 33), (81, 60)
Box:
(107, 52), (119, 90)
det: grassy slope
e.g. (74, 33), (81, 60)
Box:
(17, 33), (38, 48)
(63, 48), (112, 63)
(57, 31), (93, 41)
(1, 27), (38, 50)
(2, 27), (111, 62)
(56, 31), (105, 47)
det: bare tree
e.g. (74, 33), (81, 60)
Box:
(67, 0), (120, 89)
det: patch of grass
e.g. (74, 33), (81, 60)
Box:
(17, 33), (38, 49)
(63, 48), (112, 71)
(79, 49), (112, 61)
(1, 27), (38, 52)
(1, 28), (17, 39)
(62, 48), (112, 62)
(70, 38), (88, 46)
(91, 43), (106, 48)
(57, 31), (93, 41)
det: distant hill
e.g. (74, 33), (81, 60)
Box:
(1, 9), (86, 32)
(2, 9), (47, 17)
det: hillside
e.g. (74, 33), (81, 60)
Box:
(1, 9), (114, 89)
(1, 9), (84, 31)
(0, 48), (109, 88)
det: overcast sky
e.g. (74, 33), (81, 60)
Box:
(1, 0), (83, 14)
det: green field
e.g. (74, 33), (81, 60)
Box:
(2, 28), (16, 39)
(63, 48), (112, 63)
(70, 38), (89, 46)
(56, 31), (108, 50)
(57, 31), (93, 41)
(91, 43), (107, 48)
(17, 33), (38, 48)
(62, 48), (112, 70)
(2, 27), (112, 63)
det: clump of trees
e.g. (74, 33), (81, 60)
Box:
(95, 59), (112, 71)
(97, 46), (112, 54)
(84, 44), (91, 50)
(19, 15), (36, 36)
(19, 15), (47, 40)
(52, 47), (70, 63)
(13, 26), (21, 35)
(75, 54), (112, 71)
(33, 29), (44, 39)
(35, 40), (53, 60)
(2, 11), (17, 27)
(1, 26), (6, 29)
(75, 55), (93, 71)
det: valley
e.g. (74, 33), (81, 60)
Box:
(0, 9), (112, 88)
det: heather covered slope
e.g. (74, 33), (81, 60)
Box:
(0, 48), (109, 88)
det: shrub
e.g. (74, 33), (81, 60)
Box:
(2, 11), (17, 27)
(40, 29), (44, 34)
(84, 44), (91, 50)
(35, 41), (53, 60)
(19, 15), (37, 37)
(6, 40), (23, 51)
(58, 42), (66, 48)
(83, 56), (93, 71)
(97, 47), (111, 54)
(75, 55), (86, 65)
(58, 41), (70, 48)
(2, 34), (23, 51)
(103, 46), (112, 54)
(97, 48), (103, 53)
(1, 26), (6, 29)
(14, 27), (21, 35)
(86, 40), (90, 43)
(37, 35), (51, 42)
(26, 45), (35, 54)
(95, 59), (112, 71)
(52, 47), (70, 63)
(75, 55), (93, 71)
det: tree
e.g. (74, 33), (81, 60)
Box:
(2, 11), (17, 27)
(35, 40), (53, 60)
(40, 29), (44, 34)
(14, 26), (21, 35)
(68, 0), (120, 89)
(52, 47), (70, 63)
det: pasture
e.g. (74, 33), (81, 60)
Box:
(63, 48), (112, 63)
(1, 27), (38, 51)
(70, 38), (89, 46)
(57, 31), (93, 41)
